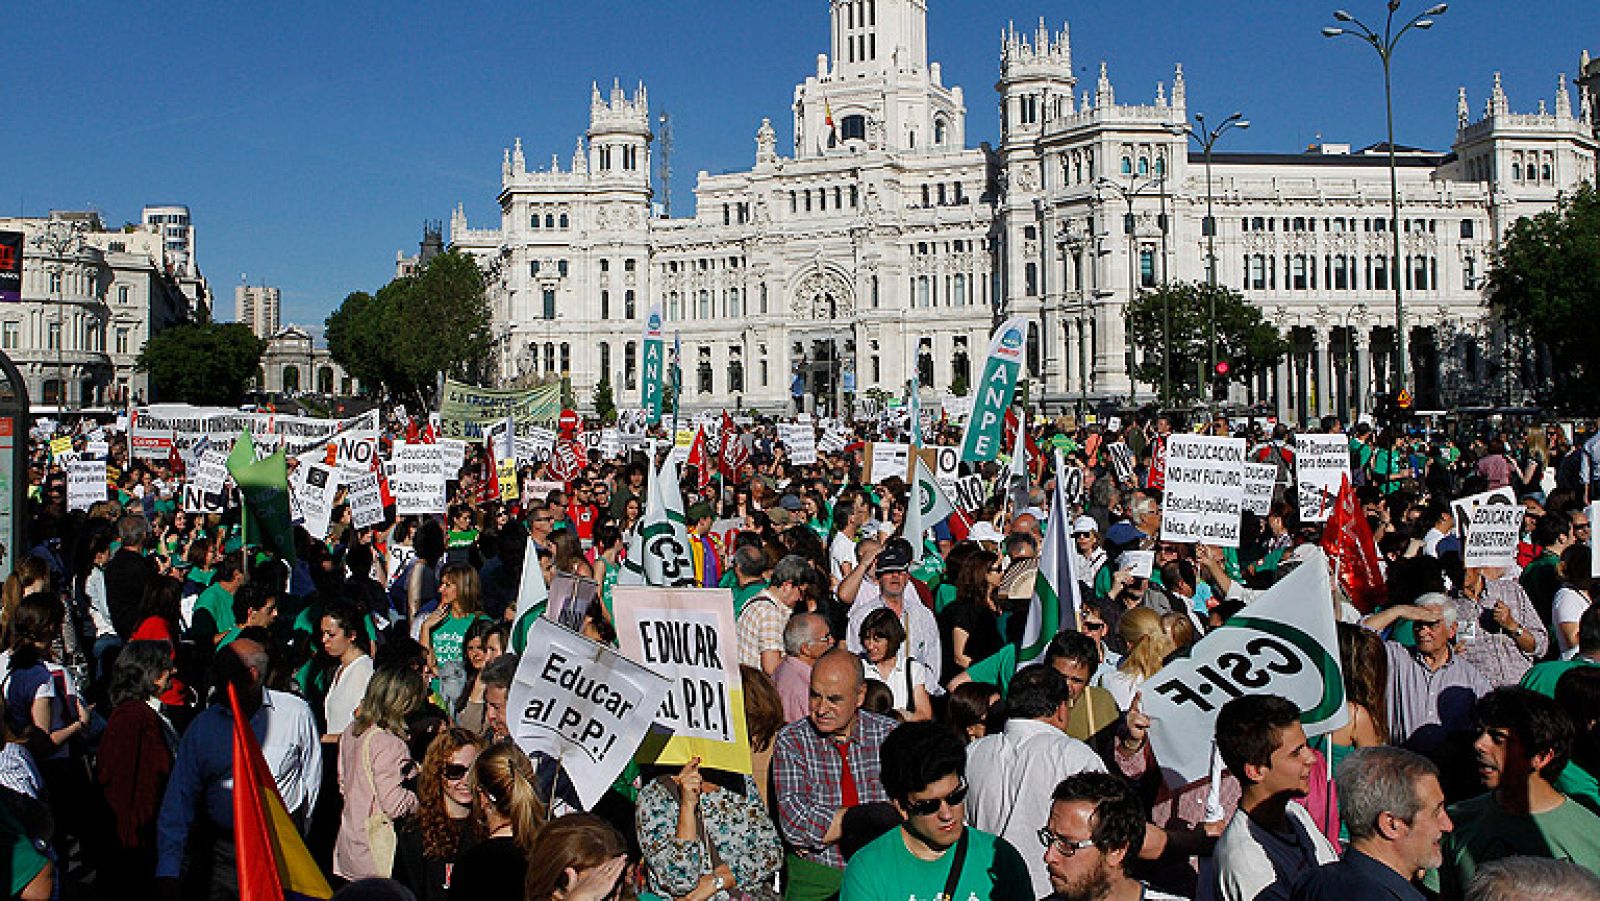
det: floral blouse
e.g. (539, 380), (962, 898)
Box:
(636, 774), (782, 901)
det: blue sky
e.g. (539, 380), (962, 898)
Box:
(6, 2), (1595, 334)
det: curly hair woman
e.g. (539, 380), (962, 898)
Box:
(392, 727), (485, 901)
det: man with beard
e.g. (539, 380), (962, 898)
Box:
(1290, 747), (1452, 900)
(1427, 687), (1600, 897)
(1041, 772), (1185, 901)
(842, 721), (1031, 901)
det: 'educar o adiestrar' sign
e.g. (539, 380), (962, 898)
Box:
(506, 617), (671, 810)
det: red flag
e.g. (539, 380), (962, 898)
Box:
(1146, 434), (1168, 491)
(1004, 407), (1043, 478)
(719, 411), (748, 479)
(686, 428), (711, 493)
(228, 683), (332, 901)
(1320, 474), (1386, 613)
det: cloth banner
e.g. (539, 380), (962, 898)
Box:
(641, 304), (666, 425)
(1159, 435), (1246, 548)
(959, 316), (1029, 462)
(1144, 551), (1347, 787)
(1294, 434), (1350, 522)
(505, 618), (671, 811)
(437, 378), (561, 442)
(131, 406), (378, 461)
(614, 587), (753, 774)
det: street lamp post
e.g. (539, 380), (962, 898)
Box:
(1185, 111), (1250, 402)
(1324, 1), (1447, 398)
(1095, 175), (1166, 404)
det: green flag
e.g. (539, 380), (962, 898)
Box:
(1019, 450), (1078, 663)
(960, 317), (1029, 462)
(225, 430), (297, 564)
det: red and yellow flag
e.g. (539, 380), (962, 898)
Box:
(229, 683), (332, 901)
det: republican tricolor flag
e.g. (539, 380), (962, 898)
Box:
(229, 683), (331, 901)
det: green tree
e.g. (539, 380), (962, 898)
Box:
(325, 251), (493, 405)
(592, 373), (616, 423)
(1126, 281), (1289, 403)
(136, 322), (266, 404)
(1487, 183), (1600, 404)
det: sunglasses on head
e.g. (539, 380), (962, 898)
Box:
(442, 763), (471, 782)
(903, 780), (969, 816)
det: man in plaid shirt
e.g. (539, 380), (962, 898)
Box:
(772, 646), (897, 900)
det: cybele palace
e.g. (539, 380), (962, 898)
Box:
(450, 0), (1599, 420)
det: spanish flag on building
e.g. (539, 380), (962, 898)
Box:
(229, 683), (332, 901)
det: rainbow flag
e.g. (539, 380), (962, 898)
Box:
(229, 684), (332, 901)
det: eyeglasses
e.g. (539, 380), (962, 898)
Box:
(442, 763), (471, 781)
(903, 780), (969, 816)
(1081, 621), (1107, 633)
(1038, 828), (1097, 857)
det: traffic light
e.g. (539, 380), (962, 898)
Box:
(1214, 360), (1231, 377)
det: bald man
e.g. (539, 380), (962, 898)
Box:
(771, 648), (897, 899)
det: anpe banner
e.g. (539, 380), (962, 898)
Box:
(641, 304), (666, 425)
(960, 317), (1029, 462)
(1144, 551), (1347, 787)
(438, 378), (561, 442)
(614, 587), (753, 774)
(506, 618), (671, 811)
(0, 232), (22, 303)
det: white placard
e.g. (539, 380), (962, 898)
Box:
(519, 428), (556, 466)
(1294, 433), (1350, 523)
(867, 442), (911, 484)
(818, 425), (851, 454)
(1451, 487), (1521, 569)
(192, 449), (231, 497)
(1106, 442), (1136, 485)
(181, 482), (226, 515)
(505, 618), (672, 811)
(953, 474), (987, 511)
(777, 424), (817, 465)
(346, 472), (386, 529)
(85, 439), (110, 460)
(386, 543), (417, 587)
(295, 462), (341, 540)
(391, 444), (447, 516)
(1242, 462), (1278, 517)
(436, 438), (467, 476)
(598, 429), (623, 459)
(67, 461), (107, 511)
(941, 394), (975, 422)
(1119, 549), (1155, 579)
(1159, 436), (1246, 548)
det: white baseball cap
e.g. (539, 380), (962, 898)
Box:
(1072, 516), (1099, 535)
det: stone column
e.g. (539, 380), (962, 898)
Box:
(1354, 328), (1370, 421)
(1275, 345), (1292, 422)
(1314, 329), (1332, 419)
(1063, 320), (1078, 394)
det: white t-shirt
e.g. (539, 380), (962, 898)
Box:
(1553, 586), (1591, 660)
(829, 531), (858, 579)
(323, 654), (374, 735)
(859, 655), (933, 712)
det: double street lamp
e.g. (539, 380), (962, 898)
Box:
(1184, 111), (1250, 402)
(1323, 1), (1447, 398)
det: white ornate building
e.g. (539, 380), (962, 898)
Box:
(453, 1), (1597, 421)
(0, 210), (206, 408)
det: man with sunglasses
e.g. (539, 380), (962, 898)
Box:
(1043, 772), (1186, 901)
(841, 721), (1032, 901)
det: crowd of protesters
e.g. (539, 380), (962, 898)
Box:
(1, 405), (1599, 900)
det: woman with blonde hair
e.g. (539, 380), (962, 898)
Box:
(1101, 606), (1174, 711)
(525, 813), (630, 901)
(420, 562), (490, 712)
(334, 665), (426, 880)
(393, 727), (485, 901)
(449, 740), (548, 897)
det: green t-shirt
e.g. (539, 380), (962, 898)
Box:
(843, 825), (1032, 901)
(1520, 657), (1600, 698)
(430, 612), (488, 668)
(193, 583), (237, 635)
(732, 579), (768, 617)
(1427, 794), (1600, 897)
(1555, 763), (1600, 817)
(0, 799), (47, 896)
(964, 644), (1018, 694)
(447, 528), (479, 549)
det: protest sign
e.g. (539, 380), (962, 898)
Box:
(864, 442), (911, 484)
(385, 544), (417, 588)
(85, 439), (109, 460)
(523, 479), (567, 503)
(1451, 487), (1521, 568)
(66, 461), (106, 511)
(817, 425), (851, 454)
(941, 393), (974, 422)
(549, 574), (601, 632)
(1294, 434), (1350, 522)
(191, 450), (231, 497)
(598, 429), (623, 459)
(614, 587), (752, 773)
(131, 406), (378, 460)
(436, 439), (467, 476)
(1144, 550), (1346, 787)
(181, 482), (226, 515)
(913, 445), (962, 490)
(1106, 443), (1136, 485)
(1118, 549), (1154, 580)
(390, 444), (447, 516)
(437, 378), (561, 442)
(506, 618), (672, 811)
(669, 429), (695, 467)
(295, 462), (340, 540)
(777, 423), (817, 465)
(953, 474), (987, 512)
(1242, 462), (1278, 516)
(547, 440), (585, 483)
(346, 472), (386, 529)
(518, 428), (557, 466)
(1159, 436), (1246, 547)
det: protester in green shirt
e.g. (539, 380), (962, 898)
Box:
(1427, 687), (1600, 897)
(423, 562), (492, 712)
(190, 555), (245, 645)
(445, 503), (479, 549)
(842, 721), (1032, 901)
(724, 544), (769, 617)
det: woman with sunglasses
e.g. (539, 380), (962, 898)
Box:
(450, 740), (547, 898)
(393, 727), (485, 901)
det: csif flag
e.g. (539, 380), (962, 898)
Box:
(510, 530), (550, 655)
(641, 304), (666, 425)
(229, 683), (332, 901)
(1019, 450), (1080, 663)
(904, 454), (956, 564)
(1320, 474), (1386, 614)
(618, 456), (698, 588)
(960, 317), (1030, 462)
(226, 430), (297, 564)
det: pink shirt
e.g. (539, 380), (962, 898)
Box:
(334, 727), (418, 880)
(772, 657), (813, 724)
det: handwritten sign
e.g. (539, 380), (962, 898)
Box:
(1242, 462), (1278, 517)
(1294, 434), (1349, 523)
(1159, 436), (1245, 547)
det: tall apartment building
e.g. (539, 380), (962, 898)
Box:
(235, 284), (281, 340)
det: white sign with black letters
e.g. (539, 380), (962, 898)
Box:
(1159, 436), (1246, 548)
(1294, 434), (1350, 523)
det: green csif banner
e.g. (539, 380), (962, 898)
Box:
(959, 316), (1029, 462)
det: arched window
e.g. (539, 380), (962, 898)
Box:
(545, 213), (555, 228)
(1137, 157), (1150, 176)
(841, 115), (866, 142)
(1511, 163), (1522, 181)
(1542, 164), (1552, 182)
(934, 118), (948, 145)
(1120, 156), (1133, 175)
(558, 213), (569, 228)
(624, 342), (637, 390)
(1154, 156), (1165, 176)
